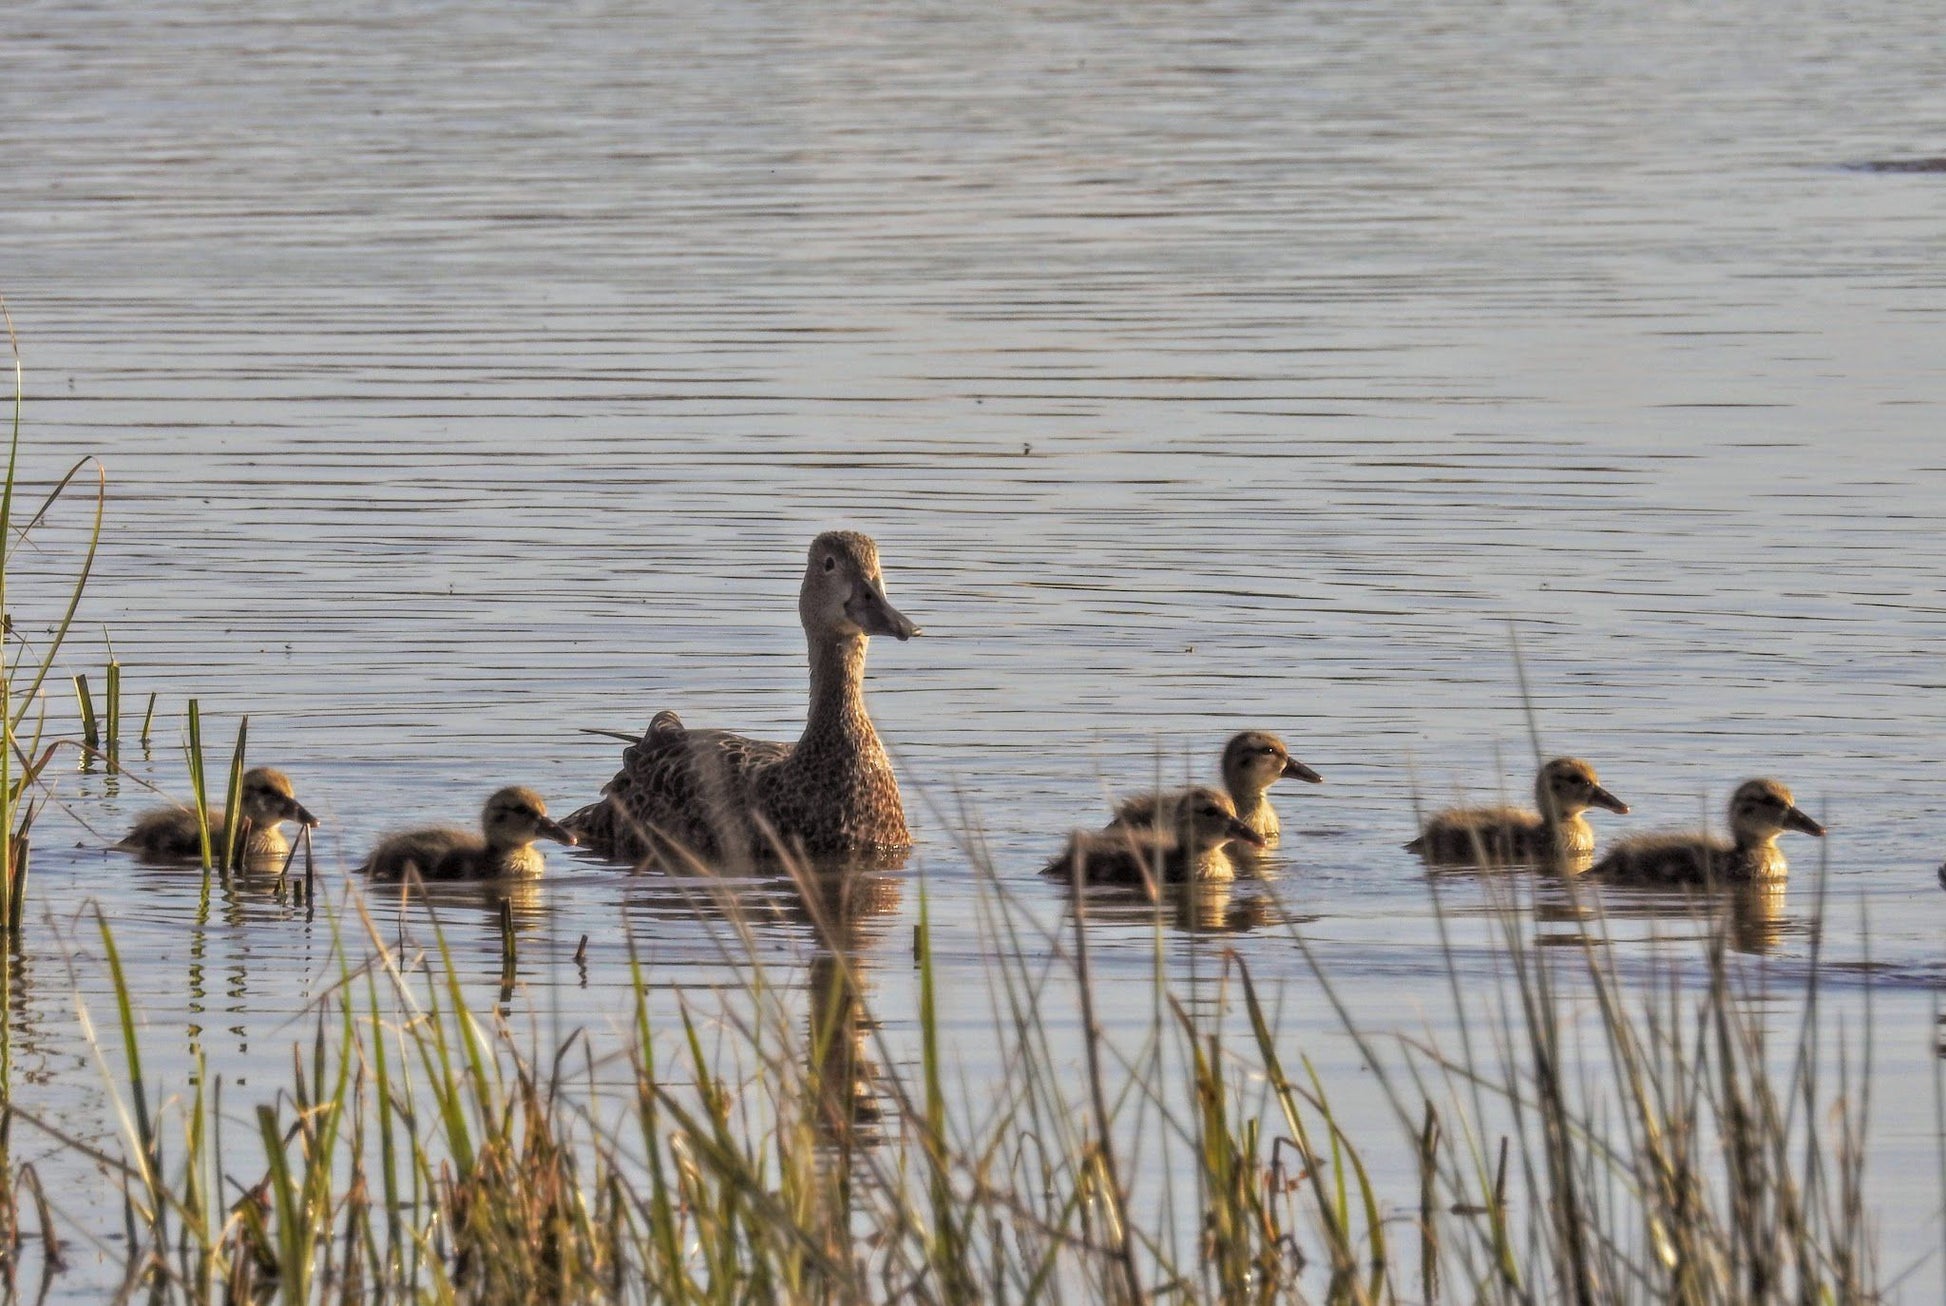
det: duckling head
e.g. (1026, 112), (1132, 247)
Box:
(1535, 757), (1628, 824)
(1170, 786), (1268, 854)
(239, 767), (318, 829)
(1728, 778), (1825, 844)
(482, 786), (577, 850)
(800, 530), (919, 643)
(1221, 731), (1323, 798)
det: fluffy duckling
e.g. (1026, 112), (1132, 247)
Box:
(119, 767), (318, 861)
(1046, 786), (1266, 888)
(1113, 731), (1322, 846)
(361, 786), (575, 882)
(1592, 778), (1824, 885)
(1408, 757), (1628, 864)
(564, 531), (918, 864)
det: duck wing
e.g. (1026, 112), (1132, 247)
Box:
(565, 710), (793, 862)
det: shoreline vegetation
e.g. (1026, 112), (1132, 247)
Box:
(0, 316), (1904, 1303)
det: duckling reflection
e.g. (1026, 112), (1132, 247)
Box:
(1728, 880), (1791, 955)
(1112, 731), (1322, 851)
(1592, 778), (1824, 885)
(1409, 757), (1628, 868)
(1580, 879), (1801, 958)
(118, 767), (319, 867)
(360, 786), (575, 882)
(1048, 787), (1264, 890)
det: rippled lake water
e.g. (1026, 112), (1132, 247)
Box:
(7, 0), (1946, 1295)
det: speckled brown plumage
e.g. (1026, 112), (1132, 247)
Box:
(1047, 786), (1265, 888)
(1112, 731), (1322, 847)
(564, 531), (918, 865)
(1407, 757), (1628, 865)
(1593, 778), (1824, 885)
(118, 767), (318, 862)
(361, 786), (575, 882)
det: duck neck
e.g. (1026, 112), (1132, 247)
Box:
(1228, 780), (1270, 824)
(1536, 791), (1581, 830)
(241, 820), (289, 856)
(1733, 828), (1781, 855)
(800, 633), (877, 758)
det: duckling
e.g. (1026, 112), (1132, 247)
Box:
(1407, 757), (1628, 864)
(1113, 731), (1322, 847)
(361, 786), (576, 882)
(118, 767), (319, 862)
(564, 531), (919, 865)
(1592, 778), (1824, 884)
(1046, 786), (1266, 888)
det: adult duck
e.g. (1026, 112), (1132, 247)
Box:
(564, 530), (919, 864)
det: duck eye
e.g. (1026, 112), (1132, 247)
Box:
(823, 556), (836, 572)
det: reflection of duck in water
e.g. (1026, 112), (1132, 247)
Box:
(1727, 880), (1790, 955)
(360, 786), (575, 881)
(1592, 778), (1823, 884)
(119, 767), (319, 863)
(1112, 731), (1321, 848)
(565, 531), (919, 868)
(797, 866), (904, 1149)
(617, 852), (906, 1149)
(1408, 757), (1628, 865)
(1047, 786), (1265, 889)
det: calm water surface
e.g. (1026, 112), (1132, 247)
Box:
(7, 0), (1946, 1295)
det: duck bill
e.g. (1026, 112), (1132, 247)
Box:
(1227, 819), (1267, 849)
(847, 580), (920, 641)
(1588, 785), (1630, 815)
(1281, 757), (1324, 784)
(1783, 806), (1825, 837)
(283, 800), (320, 828)
(538, 816), (578, 847)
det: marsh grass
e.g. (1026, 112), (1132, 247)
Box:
(0, 843), (1881, 1305)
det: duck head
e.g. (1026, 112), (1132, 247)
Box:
(1172, 786), (1268, 854)
(482, 786), (576, 849)
(1728, 778), (1825, 844)
(1535, 757), (1628, 823)
(1221, 730), (1323, 798)
(239, 767), (319, 829)
(800, 530), (919, 643)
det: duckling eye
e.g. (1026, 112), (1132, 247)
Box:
(823, 556), (836, 572)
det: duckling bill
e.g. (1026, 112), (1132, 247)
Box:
(118, 767), (318, 863)
(361, 786), (575, 882)
(1593, 778), (1823, 884)
(1408, 757), (1627, 865)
